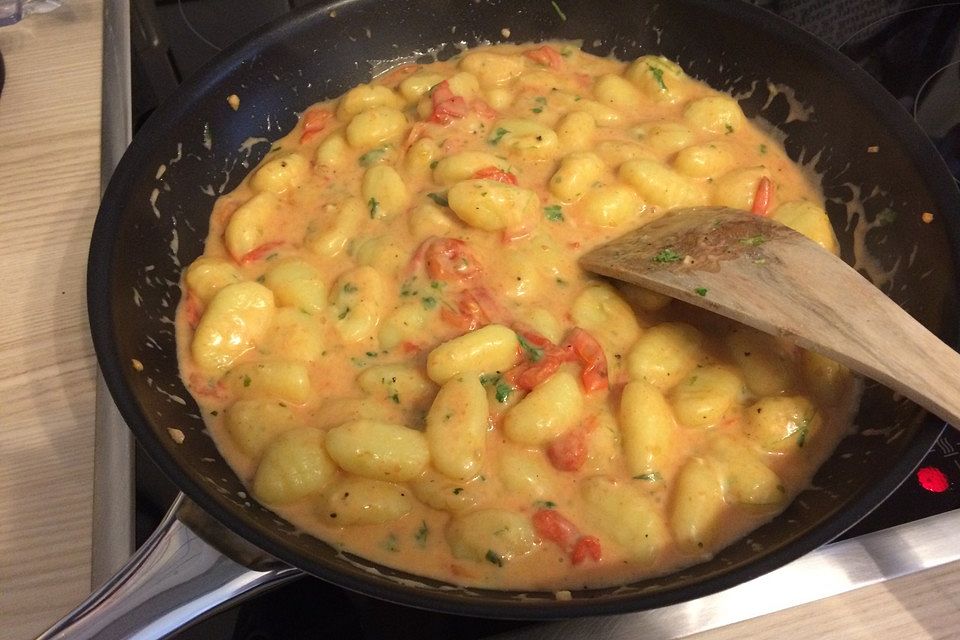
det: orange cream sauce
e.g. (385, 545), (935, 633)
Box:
(176, 43), (856, 590)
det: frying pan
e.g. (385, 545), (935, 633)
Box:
(66, 0), (960, 634)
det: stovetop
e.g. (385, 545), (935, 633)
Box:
(122, 1), (960, 638)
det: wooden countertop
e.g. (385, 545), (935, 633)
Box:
(0, 2), (958, 639)
(0, 1), (102, 638)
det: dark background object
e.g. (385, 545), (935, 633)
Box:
(96, 0), (960, 635)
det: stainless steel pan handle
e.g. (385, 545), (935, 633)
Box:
(36, 494), (301, 640)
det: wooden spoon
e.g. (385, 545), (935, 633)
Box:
(580, 206), (960, 428)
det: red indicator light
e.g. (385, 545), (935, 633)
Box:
(917, 466), (949, 493)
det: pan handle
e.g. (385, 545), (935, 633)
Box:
(36, 493), (301, 640)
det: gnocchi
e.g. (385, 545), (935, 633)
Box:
(178, 43), (854, 592)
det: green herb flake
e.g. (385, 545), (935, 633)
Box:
(480, 373), (513, 403)
(452, 487), (464, 495)
(255, 275), (266, 283)
(368, 197), (380, 219)
(647, 64), (667, 91)
(422, 296), (438, 310)
(414, 521), (429, 548)
(694, 287), (708, 297)
(400, 278), (418, 297)
(382, 533), (399, 552)
(389, 392), (400, 404)
(429, 159), (439, 169)
(516, 333), (544, 362)
(494, 380), (513, 403)
(759, 143), (768, 154)
(430, 280), (444, 290)
(485, 549), (504, 567)
(358, 146), (387, 167)
(242, 374), (252, 387)
(652, 248), (683, 263)
(795, 413), (814, 448)
(343, 282), (358, 293)
(740, 234), (767, 247)
(725, 123), (734, 134)
(633, 472), (662, 482)
(876, 208), (898, 226)
(209, 410), (219, 417)
(560, 46), (575, 58)
(489, 127), (510, 145)
(427, 192), (449, 207)
(534, 500), (557, 509)
(532, 95), (547, 114)
(544, 204), (564, 222)
(338, 306), (350, 320)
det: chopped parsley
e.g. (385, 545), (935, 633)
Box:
(516, 333), (544, 362)
(414, 521), (429, 548)
(759, 143), (768, 154)
(652, 248), (683, 263)
(368, 197), (379, 218)
(480, 373), (513, 403)
(489, 127), (510, 145)
(358, 146), (387, 167)
(740, 234), (767, 246)
(338, 306), (350, 320)
(452, 487), (464, 495)
(421, 296), (438, 310)
(343, 282), (358, 293)
(427, 192), (449, 207)
(242, 374), (252, 388)
(694, 287), (708, 297)
(725, 123), (734, 134)
(485, 549), (504, 567)
(429, 159), (439, 169)
(534, 500), (557, 509)
(532, 96), (547, 114)
(647, 64), (667, 91)
(544, 204), (565, 222)
(400, 278), (418, 297)
(633, 472), (662, 481)
(382, 533), (399, 552)
(795, 414), (814, 448)
(389, 392), (400, 404)
(494, 380), (512, 403)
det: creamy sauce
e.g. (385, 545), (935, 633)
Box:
(175, 43), (856, 590)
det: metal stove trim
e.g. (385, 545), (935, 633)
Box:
(91, 0), (135, 591)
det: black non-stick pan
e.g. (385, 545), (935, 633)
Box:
(66, 0), (960, 633)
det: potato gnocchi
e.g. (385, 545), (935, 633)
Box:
(177, 43), (857, 590)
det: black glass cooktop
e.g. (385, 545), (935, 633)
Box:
(130, 2), (960, 638)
